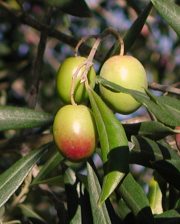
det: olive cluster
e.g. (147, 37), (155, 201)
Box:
(53, 50), (147, 161)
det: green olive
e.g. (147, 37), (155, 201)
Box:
(56, 56), (96, 104)
(100, 55), (148, 114)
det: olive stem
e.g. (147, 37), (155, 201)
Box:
(70, 37), (101, 105)
(70, 62), (87, 105)
(74, 35), (98, 56)
(74, 28), (124, 58)
(71, 28), (124, 104)
(81, 37), (101, 83)
(100, 28), (124, 56)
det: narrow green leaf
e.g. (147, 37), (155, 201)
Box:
(88, 89), (128, 162)
(97, 77), (180, 126)
(124, 2), (152, 52)
(46, 0), (92, 17)
(31, 150), (63, 185)
(31, 175), (63, 186)
(19, 204), (46, 223)
(117, 199), (132, 221)
(86, 162), (111, 224)
(119, 173), (153, 223)
(155, 209), (180, 218)
(70, 205), (82, 224)
(147, 178), (163, 214)
(0, 143), (50, 207)
(0, 106), (52, 131)
(88, 88), (129, 204)
(130, 136), (179, 167)
(146, 90), (180, 126)
(102, 2), (152, 61)
(158, 95), (180, 111)
(152, 159), (180, 190)
(123, 121), (175, 139)
(151, 0), (180, 36)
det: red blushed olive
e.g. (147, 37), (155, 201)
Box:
(56, 56), (96, 104)
(100, 55), (148, 114)
(53, 105), (96, 162)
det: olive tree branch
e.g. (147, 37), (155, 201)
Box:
(0, 1), (100, 60)
(27, 7), (53, 108)
(148, 82), (180, 95)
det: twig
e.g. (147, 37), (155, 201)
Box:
(121, 115), (150, 124)
(148, 82), (180, 95)
(27, 7), (53, 108)
(0, 1), (102, 60)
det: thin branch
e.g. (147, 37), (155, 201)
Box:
(121, 115), (150, 124)
(27, 7), (53, 108)
(0, 1), (102, 60)
(148, 82), (180, 95)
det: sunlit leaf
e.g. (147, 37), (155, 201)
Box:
(151, 0), (180, 36)
(147, 178), (163, 214)
(97, 77), (180, 127)
(88, 88), (129, 204)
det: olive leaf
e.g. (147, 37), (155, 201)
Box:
(97, 77), (180, 127)
(88, 88), (129, 205)
(0, 143), (50, 207)
(0, 106), (52, 131)
(151, 0), (180, 37)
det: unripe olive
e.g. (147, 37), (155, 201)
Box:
(53, 105), (96, 162)
(56, 56), (96, 104)
(100, 55), (148, 114)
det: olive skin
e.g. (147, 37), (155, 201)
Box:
(100, 55), (148, 114)
(53, 105), (96, 162)
(56, 56), (96, 104)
